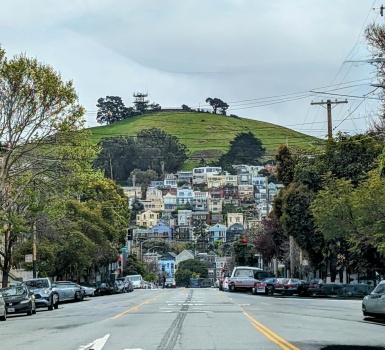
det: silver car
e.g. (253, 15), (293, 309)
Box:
(54, 282), (84, 302)
(362, 281), (385, 318)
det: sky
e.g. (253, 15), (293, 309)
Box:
(0, 0), (383, 140)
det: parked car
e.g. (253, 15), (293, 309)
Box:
(283, 279), (309, 296)
(0, 292), (6, 321)
(22, 278), (59, 311)
(308, 278), (325, 295)
(273, 278), (289, 294)
(344, 284), (374, 298)
(362, 280), (385, 319)
(94, 282), (115, 296)
(78, 283), (96, 297)
(0, 285), (36, 316)
(252, 278), (277, 295)
(228, 266), (265, 292)
(222, 277), (230, 292)
(318, 283), (345, 297)
(54, 282), (84, 302)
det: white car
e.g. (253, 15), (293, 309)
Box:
(222, 277), (230, 292)
(362, 281), (385, 319)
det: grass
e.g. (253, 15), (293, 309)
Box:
(89, 111), (321, 161)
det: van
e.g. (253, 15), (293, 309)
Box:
(228, 266), (274, 292)
(125, 275), (143, 289)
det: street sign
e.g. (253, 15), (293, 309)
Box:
(121, 246), (128, 252)
(25, 254), (33, 263)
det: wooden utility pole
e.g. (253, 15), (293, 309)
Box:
(311, 99), (348, 139)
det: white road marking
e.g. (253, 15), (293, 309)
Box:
(77, 334), (110, 350)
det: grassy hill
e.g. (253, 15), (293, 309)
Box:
(89, 111), (321, 167)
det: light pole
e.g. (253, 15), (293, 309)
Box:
(140, 238), (156, 261)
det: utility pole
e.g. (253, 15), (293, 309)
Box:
(311, 99), (348, 139)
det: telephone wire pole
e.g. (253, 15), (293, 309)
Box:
(311, 99), (348, 139)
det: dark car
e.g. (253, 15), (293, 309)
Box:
(252, 278), (277, 295)
(274, 278), (289, 294)
(343, 284), (374, 298)
(283, 279), (309, 296)
(0, 285), (36, 316)
(94, 282), (115, 296)
(308, 278), (325, 295)
(22, 278), (59, 311)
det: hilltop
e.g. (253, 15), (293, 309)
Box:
(89, 111), (321, 166)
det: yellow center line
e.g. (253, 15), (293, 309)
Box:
(110, 293), (164, 320)
(243, 311), (300, 350)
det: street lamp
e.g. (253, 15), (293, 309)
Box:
(140, 238), (156, 261)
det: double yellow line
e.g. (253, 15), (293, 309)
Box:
(243, 311), (300, 350)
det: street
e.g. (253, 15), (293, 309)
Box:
(0, 288), (384, 350)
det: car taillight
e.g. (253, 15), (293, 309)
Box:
(309, 283), (314, 287)
(287, 284), (294, 288)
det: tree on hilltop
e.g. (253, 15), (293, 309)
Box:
(205, 97), (229, 115)
(96, 96), (133, 125)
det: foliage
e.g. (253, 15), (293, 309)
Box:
(233, 238), (258, 266)
(254, 213), (288, 263)
(94, 128), (188, 180)
(275, 145), (297, 187)
(0, 47), (96, 286)
(175, 259), (208, 284)
(128, 169), (158, 186)
(318, 133), (381, 187)
(279, 183), (324, 269)
(96, 96), (133, 125)
(217, 132), (266, 171)
(205, 97), (229, 115)
(193, 219), (209, 251)
(124, 254), (146, 276)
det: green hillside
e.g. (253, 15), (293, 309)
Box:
(89, 111), (321, 164)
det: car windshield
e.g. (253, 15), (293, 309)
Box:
(0, 287), (26, 296)
(24, 279), (49, 289)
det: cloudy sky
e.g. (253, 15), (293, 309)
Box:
(0, 0), (383, 139)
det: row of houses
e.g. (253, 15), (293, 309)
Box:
(124, 165), (282, 247)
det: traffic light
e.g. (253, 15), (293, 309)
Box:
(242, 237), (247, 244)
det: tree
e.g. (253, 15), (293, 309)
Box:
(318, 133), (381, 187)
(135, 128), (188, 174)
(124, 254), (146, 276)
(96, 96), (132, 125)
(275, 145), (298, 187)
(218, 132), (266, 171)
(205, 97), (229, 115)
(128, 169), (158, 186)
(175, 259), (208, 285)
(193, 219), (209, 252)
(0, 47), (94, 286)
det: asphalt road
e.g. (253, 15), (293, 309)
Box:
(0, 288), (384, 350)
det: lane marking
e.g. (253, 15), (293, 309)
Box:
(110, 294), (163, 320)
(78, 334), (110, 350)
(243, 311), (299, 350)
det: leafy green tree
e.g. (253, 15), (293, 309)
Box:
(218, 132), (266, 171)
(124, 254), (146, 276)
(0, 47), (93, 286)
(136, 128), (188, 174)
(318, 133), (381, 187)
(128, 169), (158, 186)
(275, 145), (298, 187)
(96, 96), (133, 125)
(279, 183), (324, 270)
(175, 259), (208, 285)
(205, 97), (229, 115)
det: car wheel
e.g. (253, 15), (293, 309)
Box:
(27, 303), (33, 316)
(75, 291), (83, 302)
(53, 293), (59, 309)
(0, 309), (6, 321)
(267, 286), (274, 296)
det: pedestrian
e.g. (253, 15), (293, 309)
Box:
(162, 275), (166, 289)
